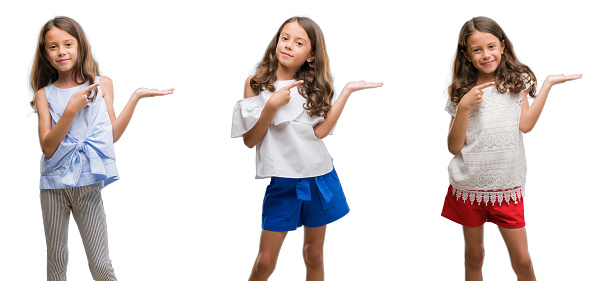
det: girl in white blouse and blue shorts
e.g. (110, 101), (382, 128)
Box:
(232, 17), (382, 281)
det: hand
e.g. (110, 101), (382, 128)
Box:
(132, 88), (174, 100)
(66, 83), (100, 114)
(544, 74), (582, 87)
(267, 80), (303, 110)
(343, 80), (383, 93)
(459, 82), (495, 110)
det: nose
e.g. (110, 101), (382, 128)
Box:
(284, 40), (293, 50)
(482, 50), (491, 59)
(57, 46), (66, 56)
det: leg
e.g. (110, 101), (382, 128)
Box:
(498, 226), (536, 281)
(463, 225), (485, 281)
(303, 225), (326, 281)
(249, 229), (288, 281)
(41, 189), (72, 281)
(71, 185), (117, 281)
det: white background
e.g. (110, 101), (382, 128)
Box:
(1, 0), (612, 280)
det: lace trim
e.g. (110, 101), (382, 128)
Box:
(452, 187), (523, 206)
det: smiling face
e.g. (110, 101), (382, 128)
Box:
(44, 27), (79, 74)
(463, 31), (504, 80)
(275, 21), (314, 75)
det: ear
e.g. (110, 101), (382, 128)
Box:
(461, 50), (471, 62)
(501, 39), (505, 53)
(307, 52), (315, 63)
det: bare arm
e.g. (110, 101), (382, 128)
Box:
(101, 76), (174, 143)
(447, 82), (494, 155)
(241, 77), (304, 148)
(36, 84), (99, 158)
(518, 74), (582, 133)
(313, 81), (383, 139)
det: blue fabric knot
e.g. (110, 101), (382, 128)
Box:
(295, 176), (333, 204)
(76, 140), (85, 152)
(58, 137), (109, 187)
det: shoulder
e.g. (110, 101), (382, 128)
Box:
(99, 76), (113, 98)
(34, 87), (48, 103)
(244, 75), (258, 99)
(35, 87), (47, 99)
(99, 76), (113, 88)
(34, 87), (50, 113)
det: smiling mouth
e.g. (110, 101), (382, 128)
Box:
(482, 61), (494, 66)
(281, 52), (292, 57)
(58, 59), (70, 63)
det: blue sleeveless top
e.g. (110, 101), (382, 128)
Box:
(40, 76), (119, 189)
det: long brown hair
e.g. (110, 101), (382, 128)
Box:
(30, 16), (99, 109)
(250, 17), (334, 118)
(449, 16), (536, 104)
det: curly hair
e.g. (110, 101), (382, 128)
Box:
(30, 16), (99, 110)
(250, 17), (334, 118)
(449, 17), (536, 104)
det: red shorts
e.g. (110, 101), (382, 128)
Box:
(441, 185), (525, 228)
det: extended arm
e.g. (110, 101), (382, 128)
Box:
(101, 76), (173, 143)
(518, 74), (582, 133)
(313, 81), (383, 139)
(36, 84), (99, 158)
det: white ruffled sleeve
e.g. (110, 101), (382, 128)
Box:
(444, 98), (457, 117)
(231, 96), (265, 138)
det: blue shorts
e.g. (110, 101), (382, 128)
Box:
(262, 168), (350, 232)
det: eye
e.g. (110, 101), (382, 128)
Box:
(296, 41), (303, 46)
(281, 36), (288, 41)
(48, 45), (57, 50)
(472, 48), (480, 53)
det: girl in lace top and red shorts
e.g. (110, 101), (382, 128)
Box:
(441, 16), (581, 280)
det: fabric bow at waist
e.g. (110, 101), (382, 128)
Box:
(41, 129), (115, 187)
(296, 176), (333, 203)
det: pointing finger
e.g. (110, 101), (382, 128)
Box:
(475, 82), (495, 90)
(281, 80), (304, 90)
(81, 83), (100, 93)
(86, 83), (100, 91)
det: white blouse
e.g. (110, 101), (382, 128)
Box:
(446, 85), (528, 205)
(232, 80), (333, 179)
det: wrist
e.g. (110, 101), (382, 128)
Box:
(264, 100), (280, 112)
(542, 80), (554, 89)
(340, 87), (354, 97)
(457, 103), (471, 113)
(130, 92), (142, 102)
(64, 105), (79, 116)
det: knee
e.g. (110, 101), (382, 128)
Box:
(89, 260), (116, 281)
(47, 248), (69, 274)
(303, 243), (324, 268)
(511, 254), (533, 274)
(465, 245), (485, 268)
(253, 253), (277, 277)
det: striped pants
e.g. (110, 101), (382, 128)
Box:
(40, 183), (117, 281)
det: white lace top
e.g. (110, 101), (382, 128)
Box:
(445, 85), (527, 205)
(231, 80), (333, 179)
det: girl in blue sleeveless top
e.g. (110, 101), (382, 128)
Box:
(30, 16), (173, 281)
